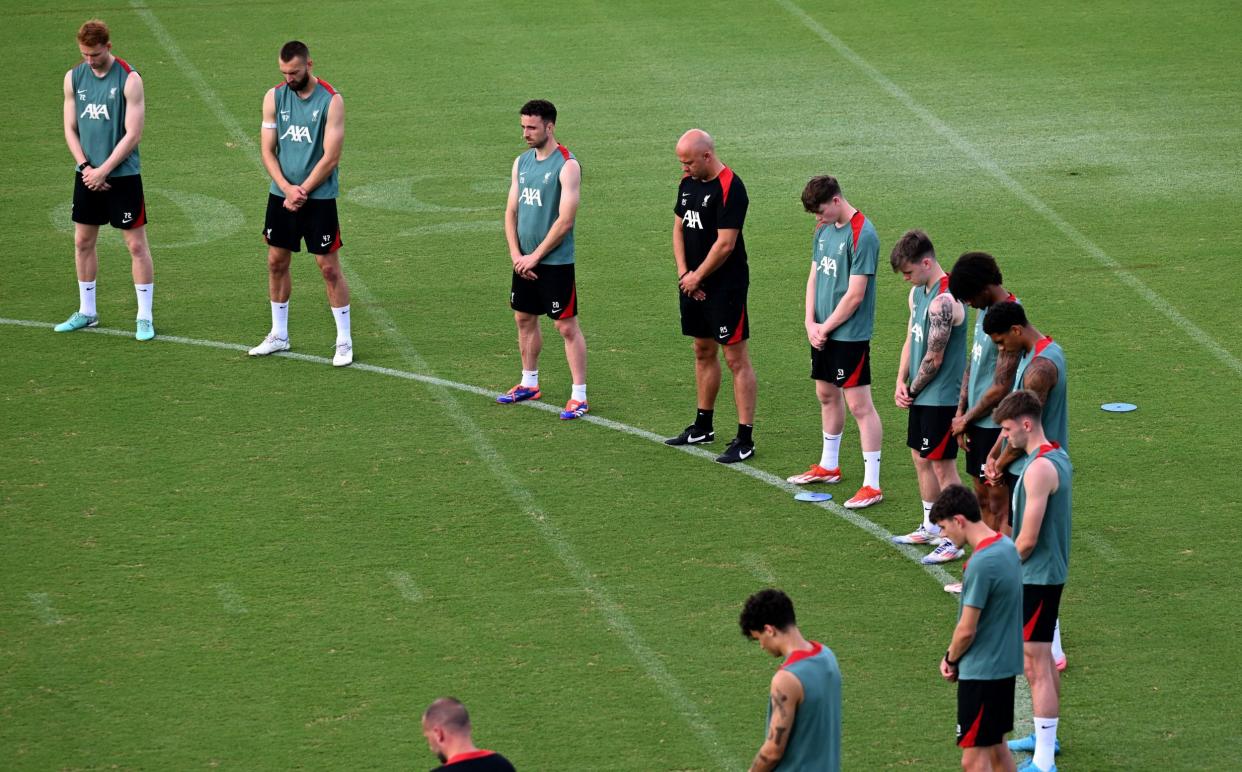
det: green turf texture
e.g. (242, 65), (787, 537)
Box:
(3, 1), (1241, 769)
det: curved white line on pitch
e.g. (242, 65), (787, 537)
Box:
(1, 316), (952, 585)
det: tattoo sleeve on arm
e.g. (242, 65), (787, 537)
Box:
(910, 299), (953, 395)
(1021, 357), (1059, 404)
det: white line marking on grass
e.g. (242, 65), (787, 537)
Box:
(27, 592), (64, 625)
(739, 553), (779, 586)
(388, 571), (424, 603)
(215, 584), (248, 615)
(777, 0), (1242, 379)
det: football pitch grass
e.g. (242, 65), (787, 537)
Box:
(2, 1), (1240, 769)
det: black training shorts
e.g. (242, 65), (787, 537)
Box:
(956, 677), (1016, 748)
(263, 194), (342, 254)
(680, 284), (749, 345)
(907, 404), (959, 459)
(72, 173), (148, 230)
(966, 424), (1003, 480)
(1022, 583), (1064, 643)
(811, 339), (871, 387)
(510, 263), (578, 319)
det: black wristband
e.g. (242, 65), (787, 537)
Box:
(944, 649), (959, 668)
(680, 270), (690, 279)
(76, 161), (89, 173)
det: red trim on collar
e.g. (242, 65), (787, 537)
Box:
(556, 143), (571, 160)
(1005, 293), (1017, 302)
(963, 532), (1003, 572)
(445, 750), (496, 765)
(1035, 442), (1061, 460)
(1033, 335), (1054, 356)
(849, 210), (865, 250)
(937, 274), (950, 294)
(718, 166), (735, 207)
(780, 641), (823, 669)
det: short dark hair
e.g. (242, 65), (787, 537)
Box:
(520, 99), (557, 124)
(739, 588), (796, 637)
(890, 229), (935, 272)
(801, 175), (842, 212)
(423, 697), (471, 733)
(280, 40), (310, 62)
(929, 484), (981, 525)
(948, 252), (1003, 302)
(993, 389), (1043, 424)
(981, 300), (1028, 335)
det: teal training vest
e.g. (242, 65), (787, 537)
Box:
(1012, 443), (1073, 585)
(516, 145), (576, 265)
(270, 78), (339, 200)
(72, 57), (140, 176)
(1014, 338), (1068, 449)
(765, 643), (841, 771)
(811, 211), (878, 342)
(959, 534), (1024, 680)
(909, 275), (967, 407)
(967, 295), (1017, 429)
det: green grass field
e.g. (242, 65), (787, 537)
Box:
(3, 1), (1241, 769)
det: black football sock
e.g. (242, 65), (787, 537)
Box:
(737, 423), (754, 445)
(695, 408), (714, 432)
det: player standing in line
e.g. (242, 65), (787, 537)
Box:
(931, 485), (1023, 772)
(665, 129), (758, 464)
(982, 300), (1069, 669)
(890, 230), (968, 564)
(58, 19), (156, 341)
(421, 698), (517, 771)
(495, 100), (589, 420)
(993, 391), (1071, 772)
(740, 589), (841, 772)
(248, 41), (353, 367)
(785, 175), (884, 509)
(948, 253), (1020, 534)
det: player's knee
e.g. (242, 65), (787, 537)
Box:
(693, 342), (717, 362)
(74, 233), (97, 253)
(318, 263), (341, 283)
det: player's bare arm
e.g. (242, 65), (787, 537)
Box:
(805, 264), (820, 346)
(672, 215), (703, 300)
(1020, 357), (1060, 406)
(298, 92), (344, 196)
(519, 159), (579, 274)
(680, 227), (738, 296)
(817, 273), (868, 341)
(748, 670), (802, 772)
(504, 157), (529, 272)
(1014, 458), (1057, 560)
(895, 288), (915, 408)
(953, 348), (1019, 436)
(62, 71), (91, 176)
(942, 604), (981, 681)
(82, 72), (144, 191)
(909, 294), (956, 396)
(260, 88), (299, 208)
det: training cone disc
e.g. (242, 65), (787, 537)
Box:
(1101, 402), (1138, 413)
(794, 492), (833, 502)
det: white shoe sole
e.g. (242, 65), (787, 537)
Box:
(248, 340), (290, 356)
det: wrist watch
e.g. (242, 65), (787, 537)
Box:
(76, 161), (89, 173)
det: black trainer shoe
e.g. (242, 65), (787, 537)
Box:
(715, 437), (755, 464)
(664, 425), (715, 446)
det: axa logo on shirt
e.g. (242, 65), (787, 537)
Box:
(81, 103), (110, 120)
(911, 323), (925, 344)
(519, 187), (542, 206)
(818, 256), (838, 277)
(971, 341), (983, 363)
(281, 125), (312, 143)
(682, 210), (703, 229)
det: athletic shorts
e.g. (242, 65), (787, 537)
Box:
(907, 404), (959, 459)
(510, 263), (578, 319)
(966, 424), (1003, 479)
(680, 285), (748, 345)
(1022, 584), (1064, 642)
(956, 677), (1016, 748)
(811, 339), (871, 387)
(72, 173), (148, 230)
(263, 194), (342, 254)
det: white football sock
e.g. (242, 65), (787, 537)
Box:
(1033, 716), (1058, 769)
(1052, 618), (1064, 660)
(922, 500), (939, 533)
(79, 280), (97, 316)
(571, 384), (587, 403)
(819, 432), (842, 470)
(271, 301), (289, 338)
(134, 283), (153, 321)
(863, 450), (881, 488)
(520, 369), (539, 388)
(331, 304), (351, 344)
